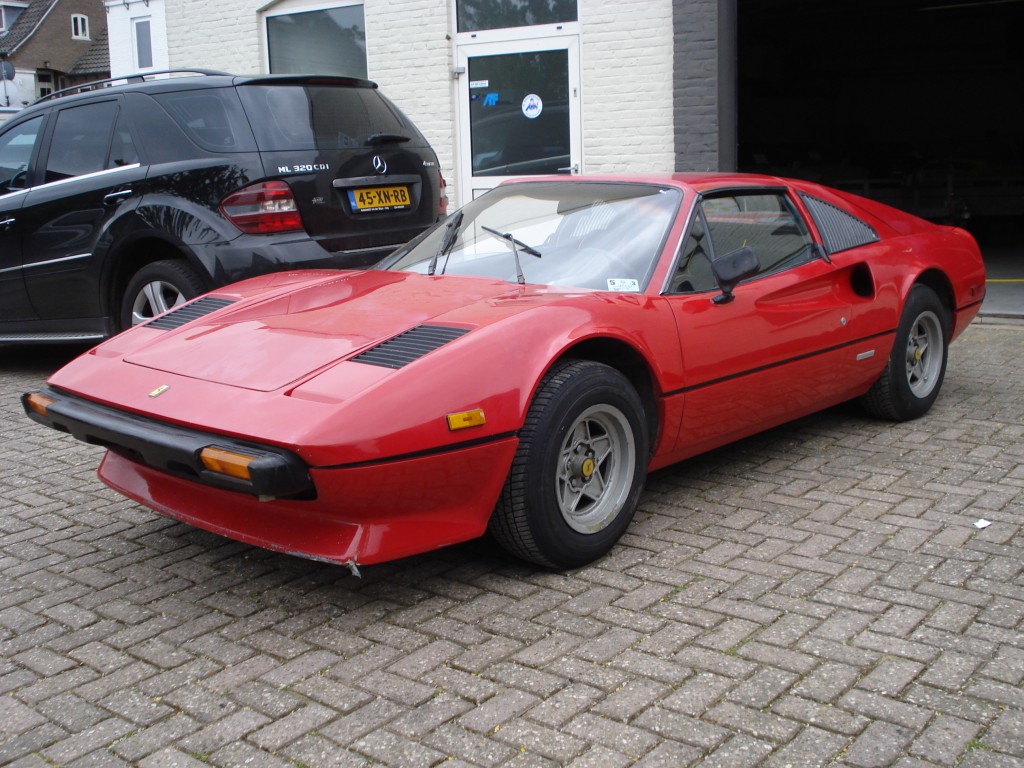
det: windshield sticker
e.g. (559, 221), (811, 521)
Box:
(607, 278), (640, 293)
(521, 94), (543, 119)
(470, 80), (489, 89)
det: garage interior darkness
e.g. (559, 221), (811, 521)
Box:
(736, 0), (1023, 250)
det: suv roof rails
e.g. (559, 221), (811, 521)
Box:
(34, 69), (232, 105)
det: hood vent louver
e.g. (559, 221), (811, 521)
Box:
(145, 297), (237, 330)
(352, 324), (470, 369)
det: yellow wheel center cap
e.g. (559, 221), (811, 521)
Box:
(914, 348), (923, 362)
(581, 458), (596, 478)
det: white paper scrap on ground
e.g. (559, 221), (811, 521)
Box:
(974, 519), (992, 529)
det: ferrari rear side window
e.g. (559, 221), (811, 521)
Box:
(701, 191), (814, 276)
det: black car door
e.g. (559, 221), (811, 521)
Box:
(20, 97), (145, 323)
(0, 114), (46, 328)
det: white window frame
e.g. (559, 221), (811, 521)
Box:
(71, 13), (89, 40)
(132, 16), (153, 70)
(0, 2), (28, 33)
(261, 0), (366, 76)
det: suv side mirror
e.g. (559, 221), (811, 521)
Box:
(711, 246), (759, 305)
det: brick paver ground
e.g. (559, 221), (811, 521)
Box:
(2, 323), (1022, 768)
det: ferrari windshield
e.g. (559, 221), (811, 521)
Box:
(382, 182), (682, 291)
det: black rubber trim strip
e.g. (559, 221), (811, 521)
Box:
(315, 430), (520, 471)
(664, 328), (897, 397)
(22, 387), (313, 498)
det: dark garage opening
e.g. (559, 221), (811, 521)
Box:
(736, 0), (1024, 253)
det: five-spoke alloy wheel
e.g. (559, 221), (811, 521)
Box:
(490, 359), (648, 569)
(862, 284), (950, 421)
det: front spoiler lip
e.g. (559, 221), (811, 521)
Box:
(22, 387), (314, 499)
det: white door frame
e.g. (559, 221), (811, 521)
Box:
(454, 32), (582, 203)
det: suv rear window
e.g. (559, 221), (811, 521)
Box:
(236, 85), (425, 151)
(151, 88), (257, 153)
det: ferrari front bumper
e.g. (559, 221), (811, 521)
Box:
(22, 388), (313, 499)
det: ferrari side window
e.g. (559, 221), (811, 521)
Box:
(702, 191), (814, 277)
(669, 212), (717, 293)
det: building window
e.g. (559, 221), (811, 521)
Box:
(37, 71), (52, 100)
(265, 4), (366, 79)
(71, 13), (89, 40)
(457, 0), (576, 33)
(133, 18), (153, 69)
(0, 3), (28, 33)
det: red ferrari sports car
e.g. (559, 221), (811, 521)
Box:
(23, 174), (985, 571)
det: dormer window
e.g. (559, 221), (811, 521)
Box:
(71, 13), (89, 40)
(1, 2), (28, 32)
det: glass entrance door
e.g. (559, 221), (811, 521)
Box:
(456, 36), (581, 200)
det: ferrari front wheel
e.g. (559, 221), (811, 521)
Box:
(489, 360), (649, 569)
(861, 284), (950, 421)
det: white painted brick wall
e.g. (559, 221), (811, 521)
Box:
(167, 0), (262, 75)
(161, 1), (679, 204)
(163, 0), (458, 201)
(364, 1), (456, 207)
(578, 0), (675, 174)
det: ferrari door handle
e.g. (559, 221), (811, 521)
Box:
(0, 217), (14, 230)
(103, 189), (133, 205)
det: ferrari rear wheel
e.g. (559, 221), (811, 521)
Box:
(489, 359), (648, 569)
(861, 284), (950, 421)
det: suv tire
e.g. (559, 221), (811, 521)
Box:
(120, 260), (206, 330)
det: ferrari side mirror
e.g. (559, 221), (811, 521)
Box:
(711, 246), (759, 305)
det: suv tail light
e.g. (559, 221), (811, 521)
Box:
(221, 181), (303, 234)
(438, 171), (449, 219)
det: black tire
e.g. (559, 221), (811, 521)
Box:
(861, 284), (950, 421)
(119, 259), (206, 330)
(489, 359), (649, 569)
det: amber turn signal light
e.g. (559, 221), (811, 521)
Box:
(446, 408), (486, 431)
(25, 393), (55, 417)
(199, 446), (256, 481)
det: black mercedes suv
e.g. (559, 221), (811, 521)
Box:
(0, 69), (446, 342)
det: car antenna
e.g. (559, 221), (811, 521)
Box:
(428, 211), (463, 276)
(481, 225), (541, 285)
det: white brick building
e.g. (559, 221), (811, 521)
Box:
(103, 0), (729, 208)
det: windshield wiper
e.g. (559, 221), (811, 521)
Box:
(428, 211), (464, 276)
(366, 132), (412, 145)
(481, 226), (541, 286)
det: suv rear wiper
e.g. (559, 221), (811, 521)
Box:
(366, 132), (412, 145)
(481, 226), (541, 285)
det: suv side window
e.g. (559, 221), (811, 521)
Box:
(0, 116), (44, 194)
(151, 89), (257, 153)
(108, 110), (140, 168)
(45, 101), (119, 183)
